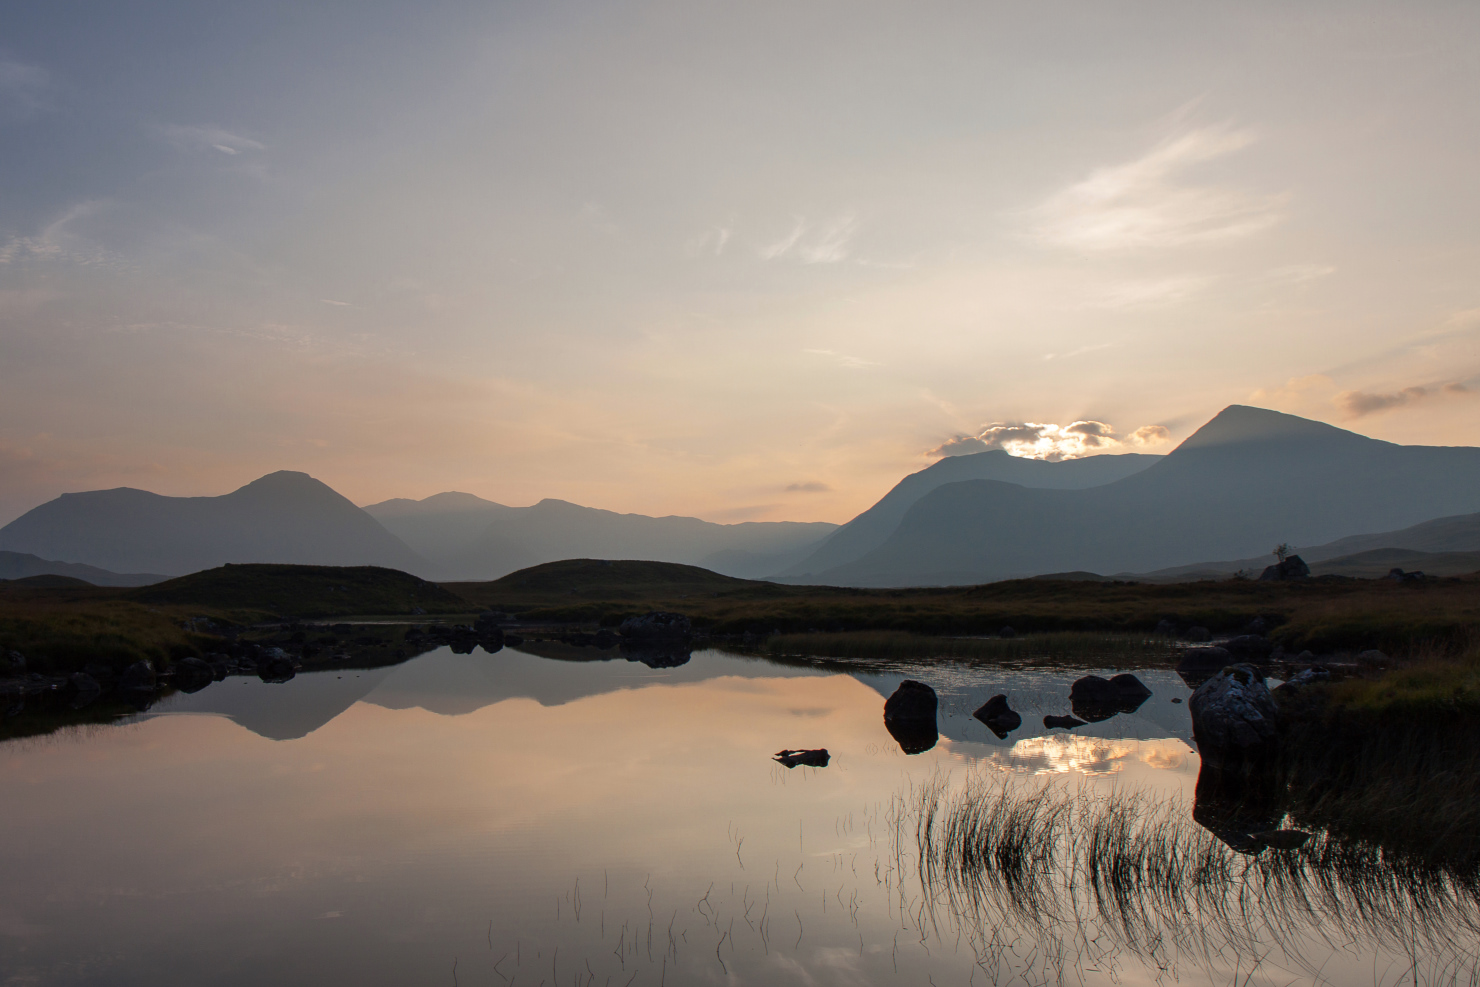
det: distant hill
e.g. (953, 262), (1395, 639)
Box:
(0, 550), (164, 587)
(810, 406), (1480, 586)
(775, 450), (1159, 580)
(364, 495), (837, 581)
(130, 563), (470, 617)
(0, 472), (426, 578)
(448, 558), (769, 609)
(1122, 510), (1480, 581)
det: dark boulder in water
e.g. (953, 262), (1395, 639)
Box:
(884, 680), (937, 722)
(1176, 646), (1232, 687)
(1189, 663), (1278, 771)
(1222, 635), (1272, 661)
(66, 672), (102, 709)
(172, 656), (215, 694)
(885, 681), (939, 754)
(619, 611), (692, 644)
(773, 748), (829, 768)
(1186, 626), (1212, 643)
(973, 694), (1022, 739)
(257, 648), (297, 684)
(1069, 674), (1152, 721)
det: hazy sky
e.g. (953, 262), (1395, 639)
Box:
(2, 0), (1477, 526)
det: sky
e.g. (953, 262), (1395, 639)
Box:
(1, 0), (1478, 527)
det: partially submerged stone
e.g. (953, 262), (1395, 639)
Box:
(1189, 663), (1278, 770)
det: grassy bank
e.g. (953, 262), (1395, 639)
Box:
(761, 629), (1177, 663)
(452, 559), (1480, 656)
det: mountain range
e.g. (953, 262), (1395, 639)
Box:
(795, 405), (1480, 586)
(361, 494), (838, 580)
(2, 405), (1477, 587)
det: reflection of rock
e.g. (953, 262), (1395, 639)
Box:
(973, 694), (1022, 739)
(1189, 663), (1277, 771)
(1069, 673), (1152, 722)
(118, 661), (157, 708)
(620, 644), (691, 669)
(1043, 714), (1086, 730)
(172, 657), (215, 694)
(67, 672), (102, 709)
(1192, 759), (1281, 854)
(884, 680), (938, 754)
(773, 748), (829, 768)
(886, 717), (938, 754)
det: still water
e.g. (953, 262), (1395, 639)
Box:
(0, 646), (1469, 985)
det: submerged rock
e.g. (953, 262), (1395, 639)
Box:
(773, 748), (830, 768)
(973, 694), (1022, 739)
(1043, 714), (1086, 730)
(1189, 663), (1278, 770)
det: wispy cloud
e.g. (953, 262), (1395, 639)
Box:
(0, 201), (114, 267)
(1338, 381), (1470, 418)
(929, 419), (1171, 461)
(320, 298), (351, 307)
(1043, 342), (1115, 362)
(160, 124), (265, 155)
(1031, 125), (1284, 251)
(785, 480), (831, 492)
(804, 348), (878, 369)
(761, 214), (858, 264)
(0, 59), (51, 119)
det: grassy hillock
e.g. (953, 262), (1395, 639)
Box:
(0, 585), (210, 673)
(449, 559), (1480, 656)
(130, 563), (471, 618)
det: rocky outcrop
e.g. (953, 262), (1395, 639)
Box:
(1189, 663), (1278, 770)
(973, 694), (1022, 739)
(1258, 555), (1310, 581)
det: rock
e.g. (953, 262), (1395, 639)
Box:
(1243, 616), (1270, 636)
(1043, 714), (1086, 730)
(257, 648), (297, 683)
(5, 650), (25, 673)
(67, 672), (102, 709)
(1176, 646), (1232, 687)
(1154, 619), (1178, 637)
(1186, 626), (1212, 643)
(82, 662), (116, 688)
(1386, 568), (1427, 583)
(1356, 649), (1389, 665)
(622, 646), (691, 669)
(773, 748), (830, 768)
(885, 681), (938, 755)
(973, 694), (1022, 739)
(1258, 555), (1310, 581)
(1070, 673), (1153, 721)
(998, 626), (1016, 639)
(172, 657), (215, 694)
(1223, 635), (1272, 661)
(884, 680), (938, 723)
(1170, 697), (1182, 704)
(117, 660), (157, 710)
(1295, 650), (1315, 662)
(619, 612), (692, 644)
(1188, 664), (1278, 770)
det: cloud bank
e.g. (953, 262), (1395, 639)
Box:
(928, 420), (1171, 461)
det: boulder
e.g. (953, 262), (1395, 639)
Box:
(117, 661), (157, 710)
(1188, 663), (1279, 770)
(1258, 555), (1310, 581)
(973, 694), (1022, 739)
(773, 748), (830, 768)
(67, 672), (102, 709)
(172, 657), (215, 694)
(1186, 626), (1212, 643)
(1069, 673), (1153, 722)
(1154, 619), (1178, 637)
(1043, 714), (1086, 730)
(884, 680), (938, 755)
(1356, 649), (1390, 666)
(1176, 646), (1232, 687)
(4, 650), (25, 674)
(619, 612), (692, 644)
(998, 626), (1016, 639)
(884, 680), (938, 723)
(257, 648), (297, 683)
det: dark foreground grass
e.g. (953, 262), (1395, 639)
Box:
(0, 587), (211, 673)
(911, 773), (1480, 984)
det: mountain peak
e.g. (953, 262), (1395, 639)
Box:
(1175, 405), (1377, 450)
